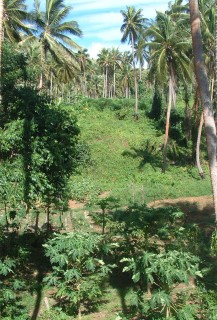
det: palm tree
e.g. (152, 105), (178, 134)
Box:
(134, 34), (149, 80)
(31, 0), (82, 88)
(166, 0), (189, 15)
(76, 48), (91, 96)
(189, 0), (217, 220)
(97, 48), (111, 98)
(146, 12), (192, 172)
(3, 0), (31, 42)
(110, 48), (122, 97)
(120, 6), (147, 119)
(57, 60), (78, 101)
(0, 0), (30, 103)
(87, 61), (101, 98)
(119, 51), (133, 98)
(193, 0), (215, 179)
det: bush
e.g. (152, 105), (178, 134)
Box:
(44, 232), (114, 316)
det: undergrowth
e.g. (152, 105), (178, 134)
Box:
(68, 98), (211, 204)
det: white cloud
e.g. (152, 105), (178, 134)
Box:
(78, 12), (121, 33)
(68, 0), (170, 13)
(88, 43), (104, 59)
(86, 28), (122, 41)
(87, 42), (130, 59)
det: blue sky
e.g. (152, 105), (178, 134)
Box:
(26, 0), (176, 59)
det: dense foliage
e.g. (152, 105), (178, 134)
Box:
(0, 0), (216, 319)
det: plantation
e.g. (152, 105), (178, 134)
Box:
(0, 0), (217, 319)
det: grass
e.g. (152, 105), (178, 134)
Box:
(69, 98), (212, 206)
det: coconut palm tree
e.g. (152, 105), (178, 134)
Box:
(110, 48), (122, 97)
(3, 0), (31, 42)
(166, 0), (189, 15)
(56, 60), (79, 101)
(146, 12), (192, 172)
(120, 6), (147, 119)
(119, 51), (133, 98)
(76, 48), (91, 96)
(189, 0), (217, 220)
(192, 0), (215, 179)
(31, 0), (82, 89)
(87, 61), (101, 98)
(97, 48), (111, 98)
(199, 0), (215, 97)
(0, 0), (31, 103)
(134, 34), (149, 80)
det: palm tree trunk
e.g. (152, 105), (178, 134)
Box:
(105, 65), (108, 98)
(103, 68), (106, 97)
(190, 0), (217, 220)
(39, 44), (46, 89)
(84, 71), (87, 97)
(0, 0), (3, 104)
(162, 72), (173, 173)
(215, 0), (217, 105)
(131, 33), (138, 119)
(139, 64), (142, 81)
(185, 100), (191, 142)
(196, 113), (205, 179)
(113, 65), (116, 97)
(50, 71), (53, 98)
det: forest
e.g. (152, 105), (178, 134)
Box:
(0, 0), (217, 319)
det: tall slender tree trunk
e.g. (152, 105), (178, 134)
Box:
(39, 44), (46, 89)
(162, 71), (173, 173)
(131, 33), (138, 119)
(215, 0), (217, 106)
(190, 0), (217, 220)
(50, 70), (53, 98)
(196, 82), (214, 180)
(113, 65), (116, 97)
(103, 68), (106, 97)
(196, 113), (205, 179)
(105, 65), (108, 98)
(0, 0), (3, 104)
(139, 64), (142, 81)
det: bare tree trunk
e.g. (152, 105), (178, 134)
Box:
(131, 33), (138, 119)
(139, 64), (142, 81)
(190, 0), (217, 220)
(162, 72), (173, 173)
(196, 113), (205, 179)
(105, 65), (108, 98)
(38, 45), (46, 89)
(215, 0), (217, 106)
(50, 71), (53, 98)
(185, 101), (191, 142)
(103, 69), (106, 97)
(113, 65), (116, 97)
(0, 0), (3, 104)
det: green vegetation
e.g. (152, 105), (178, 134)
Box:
(0, 0), (216, 319)
(70, 98), (211, 205)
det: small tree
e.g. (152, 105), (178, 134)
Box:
(121, 250), (202, 318)
(44, 232), (114, 318)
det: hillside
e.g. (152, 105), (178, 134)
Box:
(69, 99), (212, 205)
